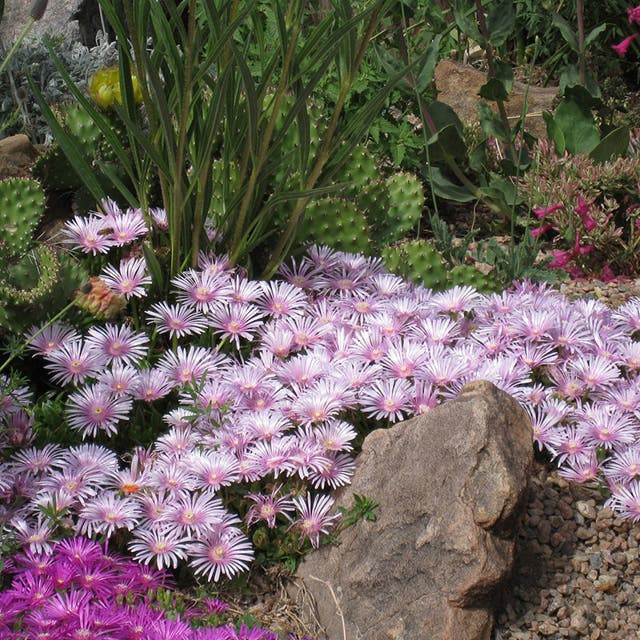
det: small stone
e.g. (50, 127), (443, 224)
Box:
(576, 501), (597, 520)
(537, 520), (551, 544)
(596, 574), (618, 592)
(558, 500), (573, 519)
(570, 614), (589, 634)
(538, 621), (559, 636)
(576, 526), (597, 540)
(589, 554), (603, 570)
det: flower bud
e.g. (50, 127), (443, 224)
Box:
(29, 0), (48, 21)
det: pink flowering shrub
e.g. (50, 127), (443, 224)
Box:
(0, 536), (304, 639)
(520, 138), (640, 279)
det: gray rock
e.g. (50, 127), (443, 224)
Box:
(294, 380), (534, 640)
(1, 0), (82, 45)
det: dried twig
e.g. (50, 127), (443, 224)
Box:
(306, 574), (347, 640)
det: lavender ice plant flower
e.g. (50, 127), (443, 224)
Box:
(9, 233), (640, 586)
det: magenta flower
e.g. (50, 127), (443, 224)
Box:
(150, 207), (169, 230)
(86, 323), (149, 365)
(288, 493), (341, 548)
(548, 250), (572, 269)
(43, 340), (106, 386)
(531, 223), (553, 239)
(245, 484), (294, 528)
(66, 385), (132, 437)
(157, 346), (222, 386)
(612, 33), (639, 57)
(129, 526), (190, 570)
(105, 208), (149, 245)
(76, 493), (141, 537)
(147, 301), (208, 338)
(172, 269), (234, 313)
(188, 526), (254, 581)
(532, 203), (563, 220)
(25, 323), (79, 356)
(606, 481), (640, 521)
(629, 5), (640, 24)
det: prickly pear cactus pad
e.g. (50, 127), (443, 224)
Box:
(448, 264), (500, 293)
(299, 197), (370, 255)
(383, 172), (424, 239)
(383, 239), (448, 290)
(0, 178), (45, 261)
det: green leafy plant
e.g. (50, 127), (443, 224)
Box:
(337, 493), (379, 529)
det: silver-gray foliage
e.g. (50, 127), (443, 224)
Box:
(0, 31), (117, 143)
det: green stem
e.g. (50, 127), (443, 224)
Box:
(0, 19), (35, 77)
(173, 0), (198, 275)
(0, 299), (75, 378)
(394, 16), (481, 199)
(576, 0), (585, 86)
(473, 0), (518, 162)
(261, 7), (383, 277)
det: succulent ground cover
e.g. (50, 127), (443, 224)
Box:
(3, 204), (640, 592)
(4, 1), (640, 636)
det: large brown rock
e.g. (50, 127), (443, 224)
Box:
(435, 59), (558, 138)
(294, 380), (534, 640)
(0, 134), (41, 180)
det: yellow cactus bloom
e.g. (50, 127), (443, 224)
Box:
(88, 66), (143, 109)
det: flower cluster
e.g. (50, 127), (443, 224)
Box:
(0, 536), (296, 639)
(520, 138), (640, 279)
(5, 213), (640, 579)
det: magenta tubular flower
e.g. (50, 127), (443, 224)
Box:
(612, 33), (639, 56)
(548, 250), (572, 270)
(531, 223), (553, 239)
(532, 203), (563, 220)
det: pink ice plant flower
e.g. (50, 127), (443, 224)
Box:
(13, 242), (640, 582)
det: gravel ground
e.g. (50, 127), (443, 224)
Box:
(494, 277), (640, 640)
(494, 461), (640, 640)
